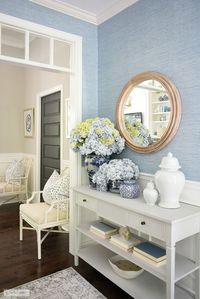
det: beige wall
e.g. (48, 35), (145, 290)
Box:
(0, 63), (70, 160)
(0, 63), (25, 153)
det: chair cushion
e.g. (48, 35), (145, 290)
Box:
(20, 203), (67, 225)
(5, 160), (25, 184)
(0, 182), (25, 193)
(43, 169), (70, 205)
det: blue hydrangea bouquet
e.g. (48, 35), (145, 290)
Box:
(70, 117), (125, 156)
(70, 117), (125, 188)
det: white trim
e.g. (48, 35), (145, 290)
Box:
(0, 55), (72, 73)
(29, 0), (139, 25)
(62, 159), (70, 168)
(97, 0), (140, 25)
(139, 172), (200, 207)
(30, 0), (97, 25)
(65, 98), (70, 138)
(36, 85), (63, 190)
(0, 13), (81, 42)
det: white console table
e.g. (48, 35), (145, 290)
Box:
(72, 185), (200, 299)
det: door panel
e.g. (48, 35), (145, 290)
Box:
(44, 123), (60, 136)
(44, 145), (60, 159)
(41, 91), (61, 189)
(44, 100), (60, 115)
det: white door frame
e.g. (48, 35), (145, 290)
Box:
(0, 13), (82, 191)
(36, 85), (63, 191)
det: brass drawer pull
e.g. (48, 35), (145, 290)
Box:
(141, 221), (146, 225)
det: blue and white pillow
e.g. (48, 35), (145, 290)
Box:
(5, 160), (25, 184)
(43, 169), (70, 205)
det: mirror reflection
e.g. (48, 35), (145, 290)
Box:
(123, 80), (171, 147)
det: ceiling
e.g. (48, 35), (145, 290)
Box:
(30, 0), (139, 25)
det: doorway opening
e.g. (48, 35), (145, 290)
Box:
(0, 13), (82, 195)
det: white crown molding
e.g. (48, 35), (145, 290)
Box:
(97, 0), (139, 25)
(30, 0), (140, 25)
(30, 0), (97, 25)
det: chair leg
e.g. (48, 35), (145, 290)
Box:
(37, 229), (41, 260)
(19, 214), (23, 241)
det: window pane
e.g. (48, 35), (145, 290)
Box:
(1, 25), (25, 59)
(54, 40), (70, 68)
(29, 33), (50, 64)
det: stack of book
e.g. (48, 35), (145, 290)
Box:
(90, 221), (118, 239)
(133, 241), (166, 266)
(110, 234), (141, 252)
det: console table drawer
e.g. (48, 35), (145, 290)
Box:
(76, 194), (97, 211)
(97, 202), (126, 225)
(127, 213), (166, 241)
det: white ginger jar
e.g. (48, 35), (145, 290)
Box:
(155, 152), (185, 209)
(143, 181), (158, 206)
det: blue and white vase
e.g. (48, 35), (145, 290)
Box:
(108, 180), (122, 193)
(96, 183), (108, 192)
(85, 154), (110, 189)
(119, 180), (140, 199)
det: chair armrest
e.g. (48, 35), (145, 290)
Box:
(44, 197), (69, 223)
(27, 191), (44, 203)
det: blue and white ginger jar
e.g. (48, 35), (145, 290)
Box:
(119, 180), (140, 199)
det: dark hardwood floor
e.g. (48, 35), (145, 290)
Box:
(0, 203), (132, 299)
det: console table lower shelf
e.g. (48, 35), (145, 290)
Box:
(78, 244), (192, 299)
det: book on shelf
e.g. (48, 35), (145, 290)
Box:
(90, 227), (116, 239)
(133, 241), (166, 262)
(133, 251), (166, 267)
(89, 221), (118, 239)
(109, 240), (134, 252)
(109, 234), (141, 251)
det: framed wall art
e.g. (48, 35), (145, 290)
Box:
(24, 108), (34, 137)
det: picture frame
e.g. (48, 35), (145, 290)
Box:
(24, 108), (34, 137)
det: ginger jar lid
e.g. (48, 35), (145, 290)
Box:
(159, 152), (181, 171)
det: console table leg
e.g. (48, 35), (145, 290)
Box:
(195, 233), (200, 299)
(166, 245), (175, 299)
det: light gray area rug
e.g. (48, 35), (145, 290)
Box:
(0, 267), (107, 299)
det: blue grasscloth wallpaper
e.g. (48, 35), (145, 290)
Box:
(0, 0), (98, 120)
(1, 0), (200, 181)
(98, 0), (200, 181)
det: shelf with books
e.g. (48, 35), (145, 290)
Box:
(73, 186), (200, 299)
(78, 243), (192, 299)
(77, 223), (198, 283)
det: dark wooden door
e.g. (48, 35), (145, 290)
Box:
(41, 91), (61, 190)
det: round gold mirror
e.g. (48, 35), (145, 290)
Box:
(116, 72), (181, 153)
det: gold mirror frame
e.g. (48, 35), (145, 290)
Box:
(116, 71), (181, 153)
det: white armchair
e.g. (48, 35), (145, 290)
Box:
(0, 158), (31, 201)
(19, 190), (69, 259)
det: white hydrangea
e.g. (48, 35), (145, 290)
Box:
(92, 158), (139, 186)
